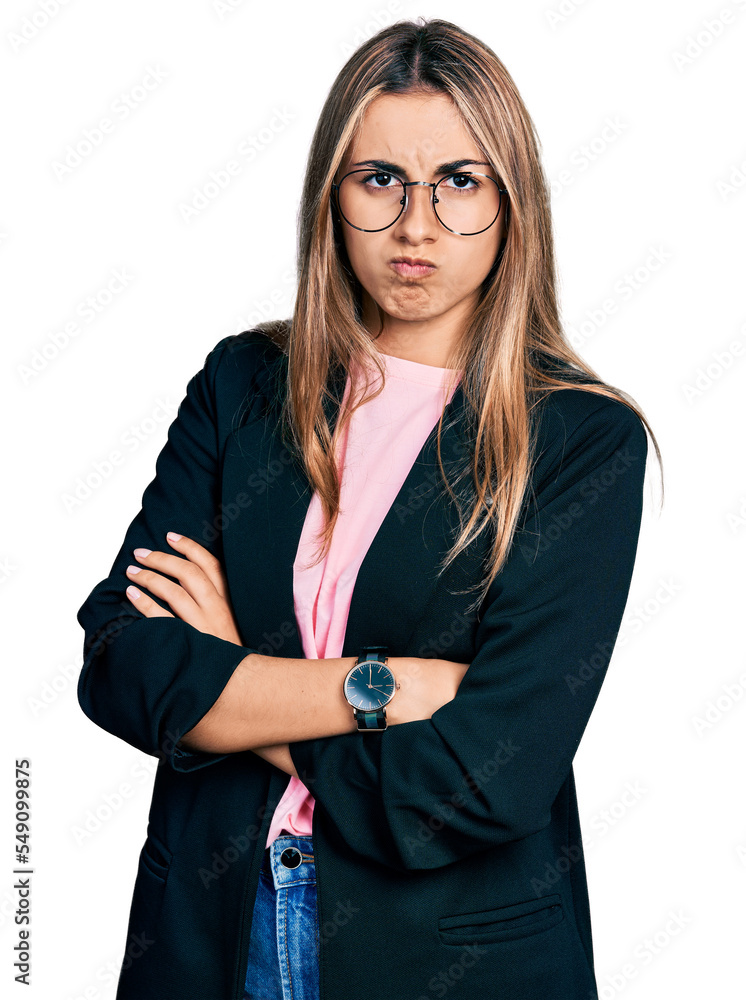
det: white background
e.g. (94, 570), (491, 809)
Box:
(2, 0), (744, 996)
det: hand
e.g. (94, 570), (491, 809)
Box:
(125, 533), (297, 778)
(387, 657), (471, 725)
(124, 532), (242, 643)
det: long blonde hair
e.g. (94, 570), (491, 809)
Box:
(253, 16), (662, 614)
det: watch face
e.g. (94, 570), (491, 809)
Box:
(344, 662), (395, 711)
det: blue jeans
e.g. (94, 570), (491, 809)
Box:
(243, 835), (320, 1000)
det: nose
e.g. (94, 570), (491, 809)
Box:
(396, 182), (437, 236)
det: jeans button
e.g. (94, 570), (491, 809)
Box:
(280, 847), (301, 869)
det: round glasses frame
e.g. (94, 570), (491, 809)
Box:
(331, 168), (509, 236)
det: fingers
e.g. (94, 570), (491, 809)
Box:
(125, 533), (242, 644)
(125, 583), (175, 619)
(125, 555), (203, 622)
(166, 532), (228, 599)
(128, 535), (224, 605)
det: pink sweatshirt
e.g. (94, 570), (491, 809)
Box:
(264, 350), (462, 848)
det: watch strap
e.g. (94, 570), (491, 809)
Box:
(356, 645), (388, 665)
(353, 646), (390, 732)
(354, 706), (388, 731)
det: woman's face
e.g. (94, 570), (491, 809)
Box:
(335, 91), (506, 356)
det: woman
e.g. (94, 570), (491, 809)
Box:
(76, 17), (662, 1000)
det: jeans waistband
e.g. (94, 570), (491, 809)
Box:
(261, 835), (315, 887)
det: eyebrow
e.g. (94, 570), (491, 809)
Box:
(349, 158), (493, 178)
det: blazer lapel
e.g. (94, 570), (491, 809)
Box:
(340, 381), (479, 656)
(221, 358), (478, 659)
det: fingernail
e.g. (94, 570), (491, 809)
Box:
(167, 532), (182, 542)
(133, 548), (151, 557)
(126, 586), (141, 599)
(127, 564), (142, 574)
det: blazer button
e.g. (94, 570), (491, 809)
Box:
(280, 847), (302, 869)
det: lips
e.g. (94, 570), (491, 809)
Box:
(390, 257), (435, 267)
(389, 258), (436, 278)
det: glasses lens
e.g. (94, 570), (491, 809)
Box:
(336, 171), (502, 234)
(337, 171), (405, 231)
(434, 173), (502, 235)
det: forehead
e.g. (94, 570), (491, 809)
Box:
(344, 91), (482, 168)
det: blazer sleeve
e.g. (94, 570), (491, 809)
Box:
(289, 395), (649, 871)
(76, 335), (261, 772)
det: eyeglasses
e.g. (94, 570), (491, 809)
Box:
(332, 168), (508, 236)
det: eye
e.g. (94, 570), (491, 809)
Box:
(441, 173), (481, 192)
(360, 171), (400, 190)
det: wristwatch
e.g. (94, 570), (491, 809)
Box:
(343, 645), (399, 732)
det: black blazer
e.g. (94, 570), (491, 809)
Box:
(76, 329), (648, 1000)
